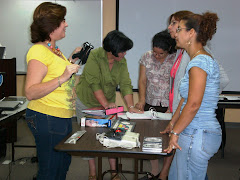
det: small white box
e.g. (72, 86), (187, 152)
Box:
(81, 117), (86, 127)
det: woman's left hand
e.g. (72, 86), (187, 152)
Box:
(128, 107), (144, 114)
(164, 134), (181, 153)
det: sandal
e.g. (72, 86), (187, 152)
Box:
(88, 175), (97, 180)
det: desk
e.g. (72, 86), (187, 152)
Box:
(55, 120), (170, 180)
(0, 101), (29, 161)
(217, 98), (240, 158)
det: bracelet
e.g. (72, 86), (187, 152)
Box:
(128, 106), (134, 109)
(171, 130), (180, 136)
(58, 76), (61, 87)
(170, 122), (174, 127)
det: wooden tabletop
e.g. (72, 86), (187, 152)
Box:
(55, 119), (170, 159)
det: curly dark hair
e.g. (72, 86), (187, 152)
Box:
(103, 30), (133, 57)
(152, 29), (176, 54)
(30, 2), (66, 43)
(182, 12), (219, 46)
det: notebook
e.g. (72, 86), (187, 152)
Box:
(0, 101), (20, 111)
(0, 47), (6, 59)
(3, 96), (26, 105)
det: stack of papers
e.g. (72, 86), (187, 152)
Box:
(82, 106), (124, 116)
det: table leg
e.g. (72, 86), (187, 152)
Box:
(98, 157), (102, 180)
(221, 108), (226, 158)
(134, 159), (138, 180)
(12, 141), (15, 162)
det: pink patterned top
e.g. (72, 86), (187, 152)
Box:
(139, 50), (176, 107)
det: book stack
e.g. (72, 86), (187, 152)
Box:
(82, 106), (124, 116)
(84, 114), (116, 127)
(142, 137), (163, 153)
(82, 108), (105, 116)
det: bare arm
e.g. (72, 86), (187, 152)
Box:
(124, 94), (143, 113)
(170, 98), (184, 125)
(25, 60), (80, 100)
(93, 89), (116, 109)
(172, 67), (206, 134)
(160, 98), (184, 134)
(135, 64), (146, 111)
(165, 66), (207, 152)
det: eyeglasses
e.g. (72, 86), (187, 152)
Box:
(176, 27), (189, 33)
(169, 21), (178, 26)
(153, 51), (167, 58)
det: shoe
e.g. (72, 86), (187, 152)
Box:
(138, 173), (160, 180)
(88, 175), (97, 180)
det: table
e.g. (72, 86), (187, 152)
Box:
(55, 120), (170, 180)
(0, 101), (30, 161)
(217, 97), (240, 158)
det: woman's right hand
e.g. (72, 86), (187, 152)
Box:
(60, 64), (80, 82)
(105, 102), (117, 109)
(135, 101), (145, 111)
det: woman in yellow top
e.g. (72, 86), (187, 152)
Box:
(25, 2), (80, 180)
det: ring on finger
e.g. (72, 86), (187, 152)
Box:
(172, 145), (175, 149)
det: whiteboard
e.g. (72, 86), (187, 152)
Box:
(119, 0), (240, 92)
(0, 0), (102, 73)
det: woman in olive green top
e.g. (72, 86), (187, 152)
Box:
(76, 30), (141, 180)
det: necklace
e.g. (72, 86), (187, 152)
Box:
(47, 42), (62, 56)
(192, 49), (203, 59)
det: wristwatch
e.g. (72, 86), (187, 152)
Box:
(171, 130), (180, 136)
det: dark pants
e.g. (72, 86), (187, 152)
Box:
(144, 103), (168, 113)
(26, 109), (72, 180)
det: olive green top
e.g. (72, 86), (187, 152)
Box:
(76, 47), (133, 108)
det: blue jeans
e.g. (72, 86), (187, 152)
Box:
(169, 127), (222, 180)
(26, 109), (72, 180)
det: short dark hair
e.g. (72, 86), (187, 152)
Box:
(182, 12), (219, 46)
(30, 2), (66, 43)
(103, 30), (133, 57)
(152, 29), (176, 54)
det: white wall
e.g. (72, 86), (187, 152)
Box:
(0, 0), (102, 72)
(119, 0), (240, 92)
